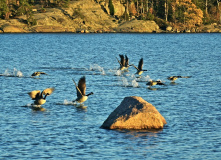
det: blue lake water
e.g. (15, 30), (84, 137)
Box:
(0, 33), (220, 159)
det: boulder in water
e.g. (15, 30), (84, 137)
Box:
(101, 96), (166, 130)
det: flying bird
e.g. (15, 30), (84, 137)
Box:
(132, 58), (147, 75)
(146, 80), (165, 87)
(28, 88), (55, 106)
(167, 76), (191, 82)
(72, 76), (93, 104)
(116, 54), (126, 70)
(31, 71), (47, 77)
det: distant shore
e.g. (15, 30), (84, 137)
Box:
(1, 0), (221, 34)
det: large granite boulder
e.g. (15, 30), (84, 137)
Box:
(115, 19), (161, 33)
(101, 96), (166, 130)
(1, 25), (27, 33)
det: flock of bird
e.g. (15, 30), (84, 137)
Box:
(28, 73), (94, 109)
(27, 54), (191, 110)
(116, 54), (191, 86)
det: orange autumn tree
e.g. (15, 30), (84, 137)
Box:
(171, 0), (203, 28)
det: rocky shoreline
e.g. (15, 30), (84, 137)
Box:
(0, 0), (221, 34)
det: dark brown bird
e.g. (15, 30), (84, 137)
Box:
(31, 71), (47, 77)
(167, 76), (191, 82)
(72, 76), (93, 104)
(146, 80), (165, 87)
(116, 54), (126, 70)
(132, 58), (147, 75)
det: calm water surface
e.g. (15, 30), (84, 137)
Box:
(0, 33), (220, 159)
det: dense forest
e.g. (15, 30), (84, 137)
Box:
(118, 0), (221, 29)
(0, 0), (221, 29)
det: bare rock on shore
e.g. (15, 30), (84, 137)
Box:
(116, 19), (161, 33)
(2, 25), (26, 33)
(0, 0), (161, 33)
(101, 96), (166, 130)
(0, 19), (27, 33)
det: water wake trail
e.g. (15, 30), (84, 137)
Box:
(89, 64), (106, 75)
(0, 68), (23, 77)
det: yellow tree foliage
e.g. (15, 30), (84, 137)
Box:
(129, 1), (137, 16)
(171, 0), (203, 28)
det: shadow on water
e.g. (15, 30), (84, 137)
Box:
(169, 82), (179, 86)
(147, 87), (168, 91)
(104, 128), (164, 138)
(21, 104), (47, 112)
(55, 101), (88, 111)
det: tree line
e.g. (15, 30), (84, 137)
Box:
(116, 0), (221, 28)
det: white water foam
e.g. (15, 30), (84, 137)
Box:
(89, 64), (105, 75)
(63, 99), (75, 105)
(136, 75), (151, 82)
(131, 79), (139, 87)
(119, 76), (139, 88)
(2, 68), (23, 77)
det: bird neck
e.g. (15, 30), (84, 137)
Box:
(44, 93), (49, 100)
(86, 92), (93, 97)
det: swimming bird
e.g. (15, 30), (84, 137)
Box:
(72, 76), (93, 104)
(146, 80), (165, 87)
(28, 88), (55, 106)
(132, 58), (147, 75)
(116, 54), (126, 70)
(167, 76), (191, 82)
(31, 71), (47, 77)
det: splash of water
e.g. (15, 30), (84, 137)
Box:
(14, 68), (23, 77)
(3, 68), (23, 77)
(26, 103), (32, 107)
(121, 77), (129, 87)
(114, 70), (122, 76)
(63, 99), (74, 105)
(16, 70), (23, 77)
(3, 69), (10, 76)
(89, 64), (105, 75)
(132, 79), (139, 87)
(136, 75), (151, 82)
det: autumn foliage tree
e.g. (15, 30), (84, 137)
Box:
(171, 0), (204, 28)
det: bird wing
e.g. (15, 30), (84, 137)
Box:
(132, 64), (139, 71)
(31, 71), (47, 76)
(42, 88), (55, 96)
(119, 54), (125, 66)
(182, 76), (191, 78)
(116, 57), (122, 65)
(31, 72), (37, 76)
(125, 55), (129, 66)
(156, 80), (165, 85)
(167, 76), (172, 80)
(78, 76), (86, 96)
(39, 72), (47, 75)
(28, 90), (41, 99)
(73, 78), (83, 97)
(138, 58), (143, 70)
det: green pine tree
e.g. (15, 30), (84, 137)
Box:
(109, 0), (115, 16)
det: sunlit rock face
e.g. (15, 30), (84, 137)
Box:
(1, 25), (27, 33)
(101, 96), (166, 130)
